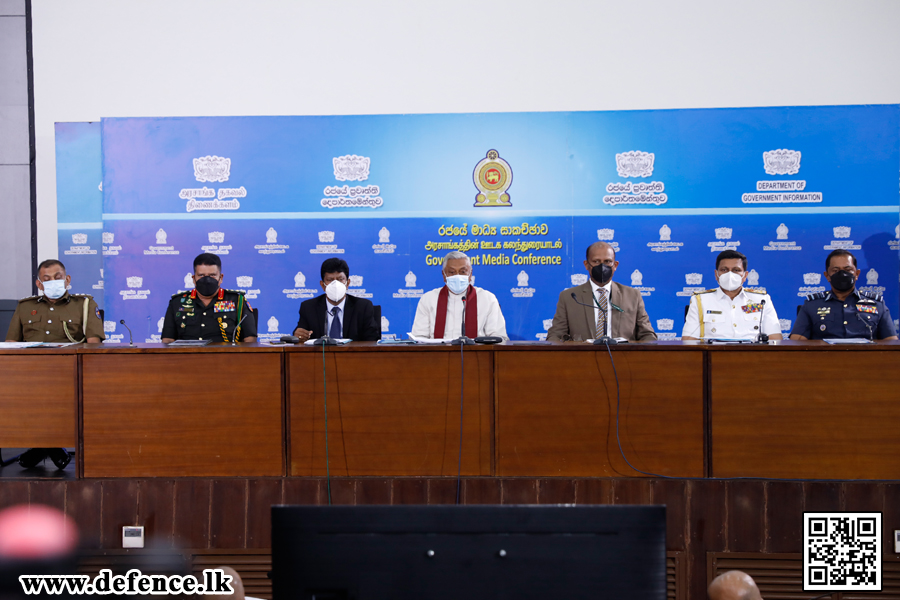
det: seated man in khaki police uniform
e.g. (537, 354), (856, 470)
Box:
(4, 259), (104, 469)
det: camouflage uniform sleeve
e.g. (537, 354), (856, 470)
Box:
(84, 297), (106, 341)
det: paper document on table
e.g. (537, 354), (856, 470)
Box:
(823, 338), (872, 344)
(407, 334), (455, 344)
(0, 342), (42, 349)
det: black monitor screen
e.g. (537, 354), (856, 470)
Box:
(272, 504), (666, 600)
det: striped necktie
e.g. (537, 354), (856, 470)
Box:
(596, 288), (608, 338)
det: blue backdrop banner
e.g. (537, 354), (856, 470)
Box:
(55, 121), (104, 307)
(94, 106), (899, 342)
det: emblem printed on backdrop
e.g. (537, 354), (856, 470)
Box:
(54, 106), (899, 342)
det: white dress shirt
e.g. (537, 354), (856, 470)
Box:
(589, 279), (613, 338)
(682, 287), (781, 340)
(411, 286), (508, 340)
(325, 296), (347, 338)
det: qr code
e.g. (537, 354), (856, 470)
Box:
(804, 512), (881, 591)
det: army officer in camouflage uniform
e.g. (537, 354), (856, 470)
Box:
(5, 259), (104, 344)
(790, 249), (897, 341)
(161, 253), (257, 343)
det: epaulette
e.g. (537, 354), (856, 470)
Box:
(171, 290), (190, 299)
(859, 290), (883, 302)
(805, 291), (827, 302)
(693, 288), (717, 295)
(222, 288), (246, 295)
(71, 293), (93, 299)
(744, 288), (766, 294)
(17, 295), (39, 303)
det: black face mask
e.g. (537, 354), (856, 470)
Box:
(830, 270), (855, 292)
(591, 264), (613, 285)
(195, 275), (220, 296)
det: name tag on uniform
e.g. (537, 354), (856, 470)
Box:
(706, 310), (722, 314)
(214, 301), (236, 312)
(858, 304), (878, 314)
(741, 303), (762, 314)
(817, 307), (831, 316)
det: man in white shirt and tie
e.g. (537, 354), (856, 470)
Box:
(411, 250), (508, 340)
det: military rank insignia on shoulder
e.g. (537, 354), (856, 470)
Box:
(18, 295), (39, 303)
(860, 290), (883, 302)
(744, 288), (766, 294)
(694, 288), (717, 295)
(222, 288), (245, 295)
(806, 291), (828, 302)
(171, 290), (190, 299)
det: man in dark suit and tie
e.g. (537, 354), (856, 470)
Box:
(547, 241), (656, 342)
(293, 258), (380, 342)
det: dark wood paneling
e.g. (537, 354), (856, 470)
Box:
(28, 479), (65, 512)
(137, 479), (175, 548)
(500, 479), (537, 504)
(0, 354), (76, 447)
(289, 349), (493, 477)
(463, 478), (501, 504)
(82, 353), (283, 477)
(726, 481), (765, 552)
(173, 479), (211, 549)
(66, 480), (101, 548)
(652, 479), (687, 551)
(613, 478), (652, 505)
(804, 481), (841, 513)
(329, 478), (357, 505)
(688, 480), (726, 600)
(282, 477), (325, 505)
(356, 478), (392, 504)
(537, 478), (575, 504)
(100, 480), (138, 548)
(496, 349), (704, 477)
(392, 478), (427, 504)
(712, 351), (900, 479)
(766, 482), (803, 553)
(576, 479), (613, 504)
(426, 478), (459, 504)
(210, 479), (246, 548)
(844, 481), (884, 513)
(885, 484), (900, 558)
(247, 479), (282, 549)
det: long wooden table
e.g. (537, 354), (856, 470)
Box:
(1, 340), (898, 479)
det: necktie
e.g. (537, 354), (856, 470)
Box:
(596, 288), (608, 338)
(329, 306), (342, 339)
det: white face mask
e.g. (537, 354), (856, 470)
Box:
(446, 274), (470, 295)
(325, 279), (346, 303)
(718, 271), (744, 292)
(41, 279), (67, 299)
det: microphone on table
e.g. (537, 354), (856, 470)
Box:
(451, 292), (475, 345)
(119, 319), (134, 347)
(232, 313), (248, 344)
(756, 299), (769, 343)
(570, 292), (618, 345)
(856, 310), (875, 340)
(313, 310), (339, 345)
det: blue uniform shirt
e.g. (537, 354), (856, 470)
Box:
(791, 289), (896, 340)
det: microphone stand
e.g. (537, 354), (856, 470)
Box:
(451, 292), (475, 345)
(313, 306), (340, 345)
(756, 299), (769, 343)
(570, 292), (618, 345)
(230, 314), (248, 345)
(119, 319), (135, 347)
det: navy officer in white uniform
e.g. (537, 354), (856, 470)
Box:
(682, 249), (782, 341)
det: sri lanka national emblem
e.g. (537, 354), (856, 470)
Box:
(473, 150), (513, 207)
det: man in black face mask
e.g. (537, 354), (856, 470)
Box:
(547, 241), (656, 342)
(161, 253), (257, 343)
(790, 249), (897, 341)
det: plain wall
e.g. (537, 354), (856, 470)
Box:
(30, 0), (900, 262)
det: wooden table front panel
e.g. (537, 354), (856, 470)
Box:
(0, 354), (77, 447)
(712, 350), (900, 479)
(289, 348), (493, 476)
(82, 353), (283, 477)
(496, 349), (705, 477)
